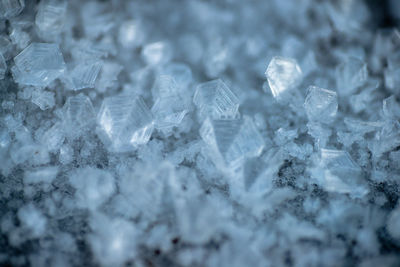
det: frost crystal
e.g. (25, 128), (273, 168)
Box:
(151, 75), (191, 132)
(64, 61), (102, 90)
(336, 57), (368, 96)
(12, 43), (66, 86)
(2, 1), (400, 266)
(35, 0), (67, 35)
(62, 94), (95, 139)
(31, 89), (55, 110)
(313, 149), (368, 197)
(0, 0), (25, 18)
(193, 79), (239, 120)
(265, 56), (302, 100)
(304, 86), (338, 123)
(200, 116), (264, 169)
(97, 94), (154, 152)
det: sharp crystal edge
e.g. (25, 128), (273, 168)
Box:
(1, 1), (400, 266)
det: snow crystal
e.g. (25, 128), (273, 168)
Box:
(193, 79), (239, 120)
(12, 43), (66, 86)
(97, 94), (154, 152)
(304, 85), (338, 123)
(265, 56), (302, 101)
(2, 1), (400, 266)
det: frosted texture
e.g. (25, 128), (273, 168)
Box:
(0, 0), (24, 18)
(142, 41), (172, 65)
(200, 117), (264, 169)
(2, 1), (400, 266)
(12, 43), (66, 86)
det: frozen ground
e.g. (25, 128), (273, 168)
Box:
(1, 0), (400, 266)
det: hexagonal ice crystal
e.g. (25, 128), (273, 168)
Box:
(304, 86), (338, 123)
(12, 43), (66, 86)
(151, 95), (189, 131)
(151, 75), (190, 131)
(97, 94), (154, 152)
(200, 116), (264, 169)
(193, 79), (239, 120)
(265, 56), (302, 100)
(63, 61), (102, 90)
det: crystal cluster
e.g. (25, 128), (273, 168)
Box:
(1, 0), (400, 266)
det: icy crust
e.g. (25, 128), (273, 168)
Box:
(1, 0), (400, 266)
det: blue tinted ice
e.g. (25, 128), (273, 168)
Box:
(13, 43), (66, 86)
(97, 94), (154, 152)
(62, 94), (95, 139)
(265, 56), (302, 100)
(193, 79), (239, 120)
(304, 86), (338, 123)
(0, 0), (25, 18)
(200, 116), (264, 169)
(0, 53), (6, 79)
(336, 57), (368, 96)
(35, 0), (67, 36)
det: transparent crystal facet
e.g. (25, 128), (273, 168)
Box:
(151, 75), (180, 98)
(151, 75), (190, 131)
(162, 63), (193, 88)
(320, 149), (360, 171)
(336, 57), (368, 96)
(13, 43), (66, 86)
(41, 122), (65, 152)
(152, 97), (189, 130)
(304, 86), (338, 123)
(65, 61), (102, 90)
(193, 79), (239, 120)
(317, 149), (367, 197)
(200, 116), (264, 169)
(31, 89), (55, 110)
(265, 56), (302, 100)
(63, 94), (96, 138)
(97, 94), (154, 152)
